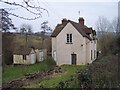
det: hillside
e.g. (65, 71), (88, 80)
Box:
(2, 32), (51, 65)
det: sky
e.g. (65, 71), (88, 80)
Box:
(0, 0), (119, 32)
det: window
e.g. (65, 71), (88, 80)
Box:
(23, 55), (26, 60)
(91, 50), (92, 60)
(94, 50), (96, 59)
(67, 34), (72, 43)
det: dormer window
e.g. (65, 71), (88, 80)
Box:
(67, 34), (72, 43)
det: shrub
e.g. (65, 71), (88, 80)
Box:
(116, 36), (120, 53)
(43, 56), (56, 67)
(77, 69), (92, 89)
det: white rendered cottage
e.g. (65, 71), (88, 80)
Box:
(13, 47), (36, 65)
(51, 17), (97, 66)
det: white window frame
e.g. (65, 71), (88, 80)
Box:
(66, 34), (72, 43)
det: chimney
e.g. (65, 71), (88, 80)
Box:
(78, 17), (84, 26)
(62, 18), (67, 25)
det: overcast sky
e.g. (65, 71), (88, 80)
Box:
(1, 0), (119, 32)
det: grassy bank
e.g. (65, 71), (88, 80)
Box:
(24, 65), (87, 88)
(3, 56), (56, 83)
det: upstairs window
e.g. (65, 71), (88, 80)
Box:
(67, 34), (72, 43)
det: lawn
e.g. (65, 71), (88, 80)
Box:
(3, 57), (56, 83)
(24, 65), (87, 88)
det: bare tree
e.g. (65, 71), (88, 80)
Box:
(40, 21), (52, 36)
(0, 0), (48, 20)
(19, 23), (33, 47)
(0, 9), (16, 32)
(113, 17), (120, 36)
(40, 21), (52, 49)
(111, 17), (119, 34)
(20, 23), (33, 33)
(96, 16), (112, 36)
(96, 16), (118, 55)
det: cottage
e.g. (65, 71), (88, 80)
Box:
(13, 47), (36, 64)
(51, 17), (97, 66)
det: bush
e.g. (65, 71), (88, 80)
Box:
(98, 33), (118, 56)
(77, 69), (92, 89)
(43, 56), (56, 67)
(116, 36), (120, 53)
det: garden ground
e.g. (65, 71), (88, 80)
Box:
(2, 55), (120, 89)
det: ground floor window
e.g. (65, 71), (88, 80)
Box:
(23, 55), (26, 60)
(94, 50), (96, 59)
(91, 50), (92, 60)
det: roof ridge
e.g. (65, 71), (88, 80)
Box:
(51, 18), (95, 40)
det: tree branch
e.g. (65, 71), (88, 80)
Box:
(0, 0), (49, 20)
(8, 12), (41, 20)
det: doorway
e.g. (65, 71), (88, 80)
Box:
(71, 54), (77, 65)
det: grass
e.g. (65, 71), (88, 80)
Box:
(36, 55), (119, 88)
(0, 67), (2, 85)
(25, 65), (87, 88)
(3, 57), (56, 83)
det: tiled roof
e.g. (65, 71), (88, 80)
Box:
(51, 23), (67, 37)
(69, 20), (92, 40)
(51, 19), (96, 40)
(13, 46), (33, 55)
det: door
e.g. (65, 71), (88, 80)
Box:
(53, 51), (56, 61)
(71, 54), (77, 65)
(39, 51), (43, 62)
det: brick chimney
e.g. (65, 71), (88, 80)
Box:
(78, 17), (84, 26)
(62, 18), (67, 25)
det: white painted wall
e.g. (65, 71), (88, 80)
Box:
(36, 49), (47, 62)
(13, 53), (36, 64)
(52, 22), (86, 66)
(30, 54), (36, 64)
(13, 55), (31, 64)
(39, 51), (44, 61)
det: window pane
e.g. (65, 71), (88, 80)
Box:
(70, 34), (72, 43)
(67, 34), (69, 43)
(23, 55), (26, 60)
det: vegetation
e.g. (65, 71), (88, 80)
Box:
(24, 65), (87, 88)
(77, 55), (120, 89)
(96, 16), (120, 56)
(0, 67), (2, 85)
(98, 33), (119, 55)
(24, 54), (120, 89)
(0, 0), (48, 20)
(1, 9), (16, 32)
(3, 55), (120, 88)
(3, 56), (56, 83)
(19, 23), (33, 34)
